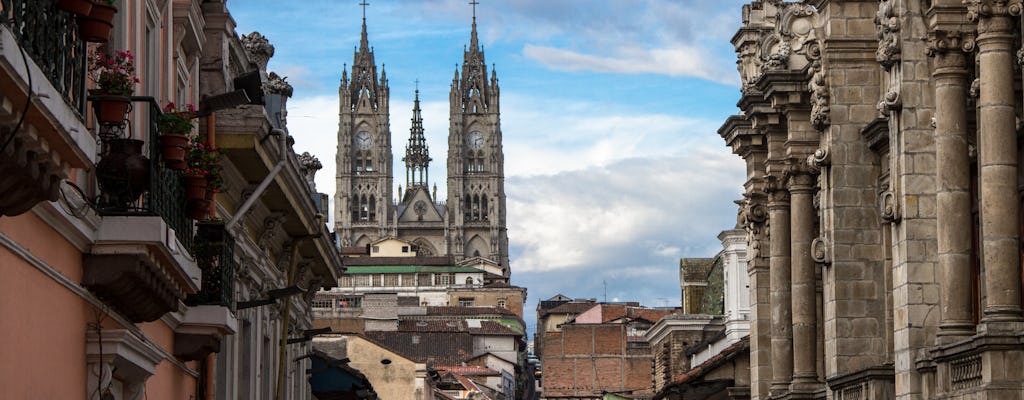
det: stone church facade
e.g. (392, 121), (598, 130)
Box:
(334, 15), (510, 275)
(718, 1), (1024, 399)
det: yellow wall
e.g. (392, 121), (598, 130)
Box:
(371, 238), (417, 257)
(346, 336), (423, 400)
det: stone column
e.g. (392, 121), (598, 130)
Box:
(788, 172), (818, 391)
(931, 35), (976, 342)
(768, 185), (793, 395)
(973, 6), (1024, 325)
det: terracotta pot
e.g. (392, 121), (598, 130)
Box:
(182, 173), (208, 201)
(187, 199), (211, 220)
(58, 0), (93, 16)
(158, 133), (189, 170)
(91, 95), (131, 124)
(95, 139), (150, 208)
(78, 3), (117, 43)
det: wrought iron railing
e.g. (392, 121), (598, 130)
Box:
(186, 221), (235, 308)
(0, 0), (87, 112)
(95, 96), (193, 254)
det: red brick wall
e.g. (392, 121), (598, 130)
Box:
(539, 324), (652, 397)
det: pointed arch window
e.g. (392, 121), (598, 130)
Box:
(466, 151), (485, 173)
(352, 194), (377, 222)
(482, 195), (489, 221)
(355, 151), (374, 173)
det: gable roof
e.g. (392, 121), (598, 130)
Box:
(397, 186), (445, 222)
(540, 301), (598, 317)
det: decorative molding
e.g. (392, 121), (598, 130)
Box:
(811, 237), (831, 264)
(810, 65), (830, 131)
(965, 0), (1023, 22)
(875, 0), (901, 69)
(807, 147), (830, 175)
(265, 71), (293, 97)
(240, 31), (274, 71)
(879, 190), (900, 222)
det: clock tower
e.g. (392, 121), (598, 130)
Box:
(335, 15), (393, 247)
(447, 11), (509, 274)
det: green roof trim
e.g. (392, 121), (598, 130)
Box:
(344, 265), (485, 274)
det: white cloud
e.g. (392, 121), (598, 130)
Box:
(522, 44), (738, 85)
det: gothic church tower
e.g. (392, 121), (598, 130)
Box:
(335, 16), (393, 247)
(447, 12), (509, 274)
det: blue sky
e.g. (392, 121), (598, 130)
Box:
(230, 0), (748, 336)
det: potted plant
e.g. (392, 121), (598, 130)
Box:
(58, 0), (93, 17)
(184, 138), (220, 220)
(156, 103), (196, 170)
(89, 47), (138, 124)
(78, 0), (117, 43)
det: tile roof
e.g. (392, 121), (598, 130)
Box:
(435, 365), (500, 376)
(397, 319), (521, 336)
(540, 301), (597, 317)
(427, 306), (517, 317)
(363, 331), (474, 366)
(671, 335), (750, 385)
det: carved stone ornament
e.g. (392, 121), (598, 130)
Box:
(265, 72), (293, 98)
(877, 87), (902, 116)
(811, 237), (831, 264)
(879, 190), (900, 222)
(807, 147), (830, 175)
(926, 30), (976, 57)
(965, 0), (1024, 22)
(875, 0), (901, 69)
(1017, 47), (1024, 66)
(763, 40), (791, 72)
(810, 66), (830, 131)
(241, 31), (275, 70)
(969, 78), (981, 99)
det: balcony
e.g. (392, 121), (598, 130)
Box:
(0, 0), (94, 216)
(186, 221), (235, 308)
(84, 98), (200, 323)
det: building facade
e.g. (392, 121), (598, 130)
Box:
(721, 1), (1024, 399)
(0, 1), (339, 399)
(334, 11), (510, 275)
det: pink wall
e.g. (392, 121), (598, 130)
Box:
(573, 304), (603, 324)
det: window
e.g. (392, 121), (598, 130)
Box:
(352, 194), (377, 222)
(418, 273), (432, 286)
(338, 297), (362, 308)
(312, 297), (332, 309)
(372, 274), (382, 287)
(339, 275), (353, 287)
(435, 273), (454, 286)
(372, 246), (380, 253)
(385, 274), (399, 287)
(497, 298), (506, 308)
(353, 275), (371, 287)
(402, 246), (409, 253)
(354, 150), (374, 173)
(465, 277), (474, 285)
(459, 297), (475, 307)
(464, 193), (489, 222)
(401, 273), (416, 287)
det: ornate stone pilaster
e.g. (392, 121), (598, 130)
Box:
(788, 170), (820, 392)
(969, 0), (1024, 326)
(928, 29), (977, 342)
(767, 178), (794, 396)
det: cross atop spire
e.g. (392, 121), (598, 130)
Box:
(468, 0), (480, 51)
(360, 1), (369, 20)
(414, 78), (419, 92)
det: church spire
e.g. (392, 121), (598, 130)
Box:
(469, 0), (480, 52)
(404, 87), (431, 189)
(346, 1), (384, 110)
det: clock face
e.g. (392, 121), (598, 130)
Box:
(354, 131), (372, 150)
(467, 131), (484, 150)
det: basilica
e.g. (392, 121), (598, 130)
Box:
(332, 12), (510, 275)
